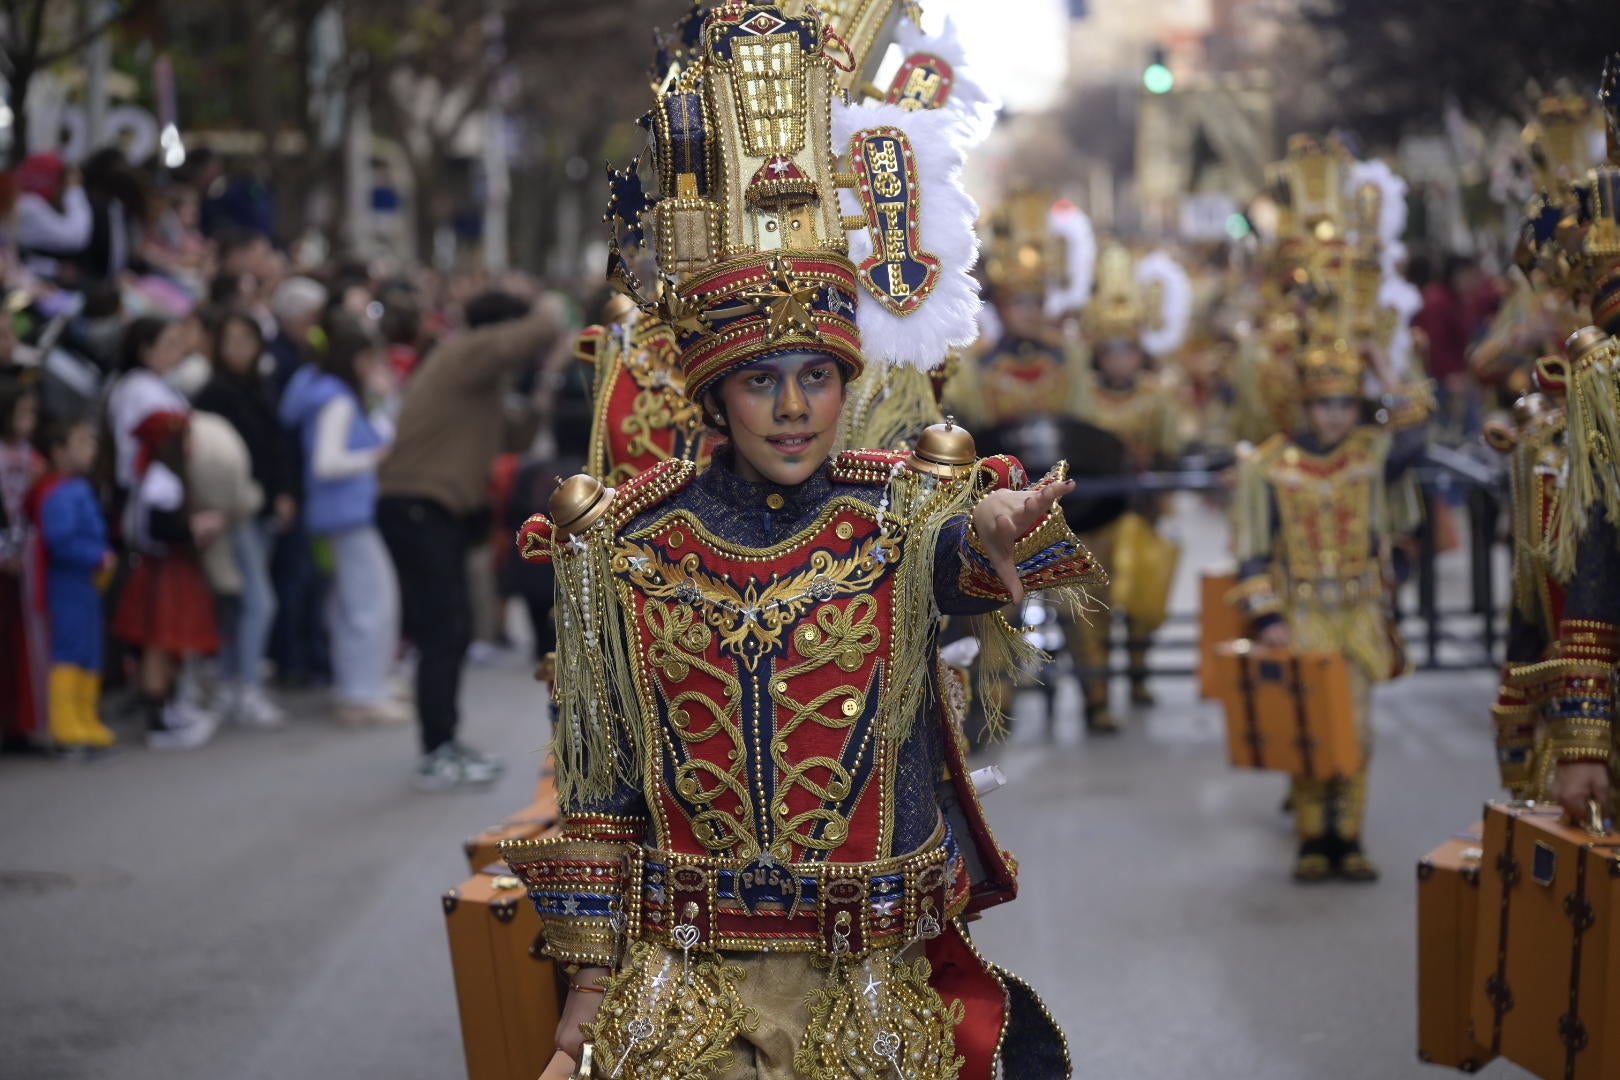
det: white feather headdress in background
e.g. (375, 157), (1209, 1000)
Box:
(1045, 201), (1096, 320)
(1136, 250), (1194, 359)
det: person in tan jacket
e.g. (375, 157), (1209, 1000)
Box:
(377, 289), (566, 790)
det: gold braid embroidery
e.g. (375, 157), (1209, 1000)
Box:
(767, 597), (884, 854)
(587, 941), (757, 1080)
(795, 951), (965, 1080)
(642, 599), (757, 856)
(617, 538), (888, 670)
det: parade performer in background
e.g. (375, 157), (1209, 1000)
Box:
(1073, 241), (1192, 714)
(501, 5), (1097, 1077)
(1230, 226), (1431, 884)
(957, 194), (1129, 734)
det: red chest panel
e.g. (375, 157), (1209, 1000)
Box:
(613, 500), (905, 864)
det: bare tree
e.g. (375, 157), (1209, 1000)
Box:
(1286, 0), (1620, 143)
(0, 0), (144, 165)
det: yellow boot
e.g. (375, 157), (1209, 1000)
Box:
(49, 665), (85, 747)
(75, 668), (116, 749)
(1334, 772), (1379, 882)
(1292, 779), (1333, 883)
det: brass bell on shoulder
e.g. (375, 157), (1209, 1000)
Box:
(907, 416), (977, 480)
(551, 474), (613, 539)
(1565, 325), (1615, 369)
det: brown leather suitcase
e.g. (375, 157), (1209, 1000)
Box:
(1417, 825), (1496, 1073)
(463, 769), (559, 873)
(1213, 643), (1361, 778)
(444, 861), (565, 1080)
(1471, 801), (1620, 1079)
(1198, 570), (1242, 700)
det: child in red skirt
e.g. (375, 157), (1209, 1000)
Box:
(112, 411), (224, 750)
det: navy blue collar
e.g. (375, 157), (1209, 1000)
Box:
(696, 444), (834, 516)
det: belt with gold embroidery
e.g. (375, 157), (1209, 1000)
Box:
(623, 825), (968, 959)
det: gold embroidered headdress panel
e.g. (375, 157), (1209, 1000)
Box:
(632, 2), (981, 403)
(1256, 134), (1424, 402)
(1073, 241), (1194, 360)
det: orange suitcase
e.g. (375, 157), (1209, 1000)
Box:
(1198, 570), (1243, 699)
(463, 768), (559, 873)
(1213, 643), (1361, 778)
(444, 861), (565, 1080)
(1471, 801), (1620, 1079)
(1417, 825), (1496, 1073)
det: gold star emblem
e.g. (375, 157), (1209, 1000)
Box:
(661, 278), (711, 337)
(739, 256), (823, 340)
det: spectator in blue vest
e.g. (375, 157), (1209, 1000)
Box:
(279, 313), (405, 726)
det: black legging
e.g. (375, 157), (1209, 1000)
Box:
(378, 496), (471, 754)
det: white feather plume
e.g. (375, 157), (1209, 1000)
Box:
(1344, 159), (1409, 279)
(1378, 274), (1425, 378)
(892, 16), (1000, 147)
(1346, 157), (1424, 378)
(1044, 201), (1095, 320)
(832, 100), (982, 372)
(976, 299), (1003, 346)
(1135, 250), (1193, 359)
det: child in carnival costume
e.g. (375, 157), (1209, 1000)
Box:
(1479, 85), (1613, 802)
(501, 5), (1099, 1078)
(1071, 241), (1193, 716)
(1230, 203), (1431, 884)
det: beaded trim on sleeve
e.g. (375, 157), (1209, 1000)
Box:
(1489, 682), (1538, 794)
(1508, 619), (1620, 765)
(958, 508), (1106, 600)
(499, 832), (642, 968)
(609, 458), (697, 529)
(832, 448), (910, 485)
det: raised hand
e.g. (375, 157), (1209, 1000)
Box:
(971, 479), (1076, 604)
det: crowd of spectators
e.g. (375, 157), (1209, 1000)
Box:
(0, 144), (572, 790)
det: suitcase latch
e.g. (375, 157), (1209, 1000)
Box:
(1531, 841), (1556, 887)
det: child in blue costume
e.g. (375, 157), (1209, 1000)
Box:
(28, 417), (116, 752)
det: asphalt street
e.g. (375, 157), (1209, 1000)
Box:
(0, 495), (1534, 1080)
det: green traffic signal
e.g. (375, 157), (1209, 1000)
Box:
(1143, 63), (1175, 94)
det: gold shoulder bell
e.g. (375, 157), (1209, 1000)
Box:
(551, 474), (614, 539)
(907, 416), (977, 480)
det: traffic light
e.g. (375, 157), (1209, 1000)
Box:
(1143, 46), (1174, 95)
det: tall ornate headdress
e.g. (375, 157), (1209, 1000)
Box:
(609, 2), (978, 403)
(980, 194), (1096, 321)
(1082, 243), (1193, 359)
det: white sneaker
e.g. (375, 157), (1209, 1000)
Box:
(234, 685), (287, 728)
(146, 703), (218, 751)
(172, 697), (220, 729)
(413, 742), (504, 791)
